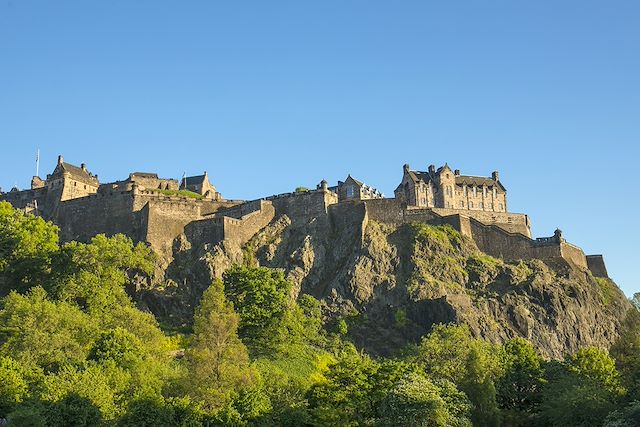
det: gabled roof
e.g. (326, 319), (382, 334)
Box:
(184, 174), (206, 186)
(344, 174), (364, 187)
(52, 162), (98, 183)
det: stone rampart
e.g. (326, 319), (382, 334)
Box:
(430, 207), (531, 237)
(269, 189), (338, 221)
(586, 255), (609, 278)
(560, 241), (589, 270)
(55, 191), (140, 242)
(222, 200), (275, 245)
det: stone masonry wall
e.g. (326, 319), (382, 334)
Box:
(269, 189), (338, 222)
(55, 191), (140, 242)
(587, 255), (609, 278)
(560, 242), (589, 270)
(431, 207), (530, 237)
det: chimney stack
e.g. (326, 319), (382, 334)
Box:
(492, 171), (500, 181)
(57, 155), (64, 165)
(454, 169), (460, 176)
(81, 163), (87, 172)
(428, 164), (436, 174)
(403, 164), (410, 173)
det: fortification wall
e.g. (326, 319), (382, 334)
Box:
(222, 201), (276, 245)
(55, 191), (140, 243)
(183, 218), (225, 247)
(211, 199), (265, 220)
(468, 218), (561, 261)
(142, 197), (204, 259)
(362, 199), (406, 223)
(586, 255), (609, 278)
(1, 187), (49, 213)
(560, 242), (588, 270)
(181, 200), (276, 249)
(430, 207), (531, 237)
(328, 201), (369, 243)
(269, 190), (338, 221)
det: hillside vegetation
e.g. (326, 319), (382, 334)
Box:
(1, 201), (639, 426)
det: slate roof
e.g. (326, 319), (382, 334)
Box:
(185, 174), (206, 185)
(53, 162), (98, 183)
(405, 168), (506, 192)
(455, 175), (506, 192)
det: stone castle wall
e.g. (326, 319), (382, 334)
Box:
(55, 191), (140, 242)
(586, 255), (609, 278)
(361, 198), (599, 275)
(269, 189), (339, 222)
(430, 207), (530, 237)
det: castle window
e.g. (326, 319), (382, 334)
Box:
(473, 187), (477, 197)
(84, 185), (86, 189)
(459, 201), (464, 208)
(499, 203), (504, 211)
(480, 202), (484, 209)
(73, 182), (77, 187)
(470, 201), (474, 208)
(346, 186), (355, 198)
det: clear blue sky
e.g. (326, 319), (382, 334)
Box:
(1, 1), (638, 295)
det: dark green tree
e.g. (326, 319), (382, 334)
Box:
(497, 337), (545, 423)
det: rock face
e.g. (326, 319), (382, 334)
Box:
(142, 203), (631, 359)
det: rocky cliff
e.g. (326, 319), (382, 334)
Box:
(140, 202), (630, 358)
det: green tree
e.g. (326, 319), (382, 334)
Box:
(0, 287), (98, 371)
(118, 396), (174, 427)
(610, 309), (640, 400)
(39, 362), (128, 421)
(8, 394), (103, 427)
(378, 372), (472, 427)
(222, 265), (291, 348)
(182, 280), (254, 411)
(0, 356), (30, 416)
(55, 234), (155, 314)
(603, 400), (640, 427)
(307, 352), (380, 426)
(88, 327), (145, 368)
(497, 337), (545, 423)
(568, 347), (623, 394)
(417, 323), (503, 425)
(0, 201), (59, 295)
(537, 360), (619, 427)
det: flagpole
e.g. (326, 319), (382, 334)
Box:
(36, 149), (40, 177)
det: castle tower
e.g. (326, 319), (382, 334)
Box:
(435, 164), (456, 209)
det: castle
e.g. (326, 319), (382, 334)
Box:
(0, 156), (609, 279)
